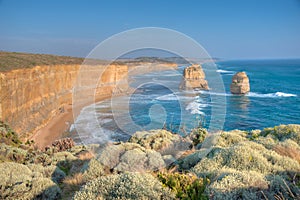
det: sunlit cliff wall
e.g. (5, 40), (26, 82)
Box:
(0, 64), (128, 139)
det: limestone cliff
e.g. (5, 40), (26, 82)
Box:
(230, 72), (250, 94)
(179, 64), (209, 90)
(0, 64), (128, 140)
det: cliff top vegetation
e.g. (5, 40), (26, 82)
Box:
(1, 121), (300, 199)
(0, 51), (86, 71)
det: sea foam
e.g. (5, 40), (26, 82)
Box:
(247, 92), (297, 98)
(185, 101), (206, 115)
(216, 69), (235, 73)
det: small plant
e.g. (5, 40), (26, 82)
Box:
(157, 171), (209, 199)
(0, 121), (22, 147)
(189, 128), (208, 147)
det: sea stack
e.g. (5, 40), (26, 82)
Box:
(180, 64), (209, 90)
(230, 72), (250, 94)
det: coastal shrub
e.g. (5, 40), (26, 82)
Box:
(52, 151), (78, 174)
(0, 162), (61, 200)
(178, 148), (213, 170)
(215, 130), (247, 147)
(207, 169), (269, 200)
(267, 175), (300, 199)
(0, 143), (56, 166)
(129, 129), (182, 151)
(254, 135), (277, 149)
(261, 124), (300, 145)
(157, 171), (209, 199)
(0, 143), (28, 163)
(97, 142), (165, 172)
(188, 127), (208, 147)
(192, 141), (300, 177)
(247, 129), (261, 140)
(27, 164), (66, 183)
(0, 121), (22, 147)
(73, 172), (175, 200)
(81, 158), (105, 180)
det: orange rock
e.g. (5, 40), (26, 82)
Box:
(230, 72), (250, 94)
(180, 64), (209, 90)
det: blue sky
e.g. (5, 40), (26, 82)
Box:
(0, 0), (299, 59)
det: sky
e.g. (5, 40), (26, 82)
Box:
(0, 0), (300, 59)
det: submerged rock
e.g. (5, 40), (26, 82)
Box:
(180, 64), (209, 90)
(230, 72), (250, 94)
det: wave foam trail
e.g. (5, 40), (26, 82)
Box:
(216, 69), (234, 73)
(199, 90), (232, 96)
(185, 101), (205, 115)
(247, 92), (297, 98)
(156, 94), (178, 101)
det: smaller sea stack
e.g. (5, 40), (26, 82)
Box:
(180, 64), (209, 90)
(230, 72), (250, 94)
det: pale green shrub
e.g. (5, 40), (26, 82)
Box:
(207, 169), (268, 200)
(81, 158), (105, 180)
(0, 162), (61, 200)
(73, 172), (175, 200)
(0, 143), (28, 163)
(267, 175), (300, 199)
(215, 130), (247, 147)
(178, 148), (213, 170)
(97, 142), (165, 172)
(27, 164), (66, 183)
(96, 143), (126, 168)
(129, 129), (183, 151)
(261, 124), (300, 145)
(52, 151), (78, 163)
(192, 141), (300, 177)
(254, 135), (277, 149)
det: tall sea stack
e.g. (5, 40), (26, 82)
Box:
(180, 64), (209, 90)
(230, 72), (250, 94)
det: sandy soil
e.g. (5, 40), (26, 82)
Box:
(30, 94), (117, 150)
(31, 104), (74, 149)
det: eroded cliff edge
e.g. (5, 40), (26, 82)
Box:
(0, 52), (178, 142)
(0, 63), (129, 140)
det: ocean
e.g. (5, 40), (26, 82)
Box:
(72, 59), (300, 144)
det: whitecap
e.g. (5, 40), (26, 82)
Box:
(156, 93), (178, 101)
(216, 69), (234, 73)
(247, 92), (297, 98)
(274, 92), (297, 97)
(185, 101), (206, 115)
(199, 90), (232, 96)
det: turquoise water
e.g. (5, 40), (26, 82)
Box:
(73, 59), (300, 143)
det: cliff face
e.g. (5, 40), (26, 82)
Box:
(230, 72), (250, 94)
(180, 64), (209, 90)
(0, 64), (128, 139)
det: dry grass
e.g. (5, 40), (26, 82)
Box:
(0, 51), (85, 71)
(62, 173), (86, 199)
(63, 173), (85, 187)
(273, 145), (300, 164)
(77, 151), (95, 161)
